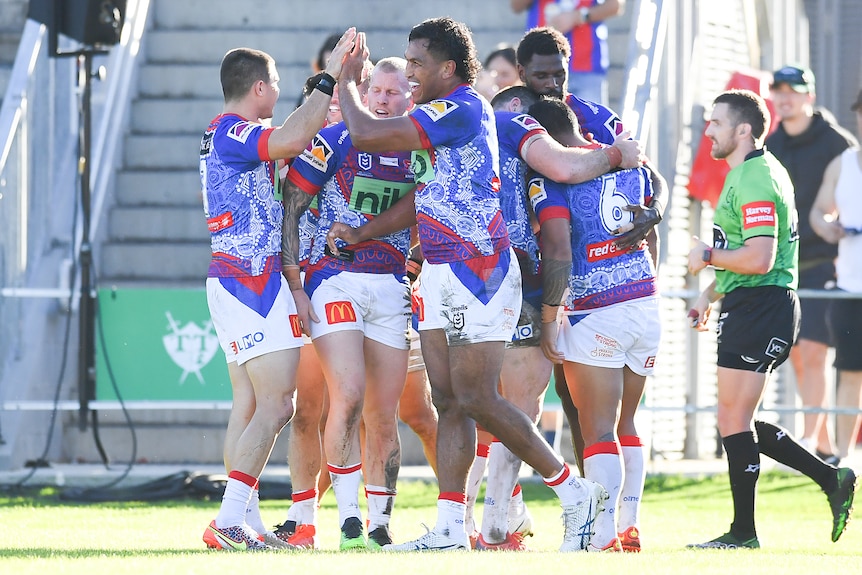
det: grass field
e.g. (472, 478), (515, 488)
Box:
(1, 471), (859, 574)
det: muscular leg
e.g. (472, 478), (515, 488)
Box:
(362, 339), (409, 532)
(449, 341), (563, 479)
(422, 329), (475, 495)
(283, 344), (326, 530)
(481, 346), (552, 543)
(564, 361), (623, 549)
(617, 367), (647, 537)
(716, 366), (769, 540)
(555, 363), (585, 474)
(224, 362), (256, 472)
(399, 367), (439, 474)
(315, 330), (367, 528)
(790, 340), (836, 454)
(230, 349), (300, 477)
(214, 349), (300, 533)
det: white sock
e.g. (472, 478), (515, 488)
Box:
(465, 442), (489, 533)
(509, 483), (525, 519)
(215, 472), (255, 529)
(366, 484), (396, 531)
(435, 494), (467, 538)
(481, 441), (520, 543)
(286, 488), (318, 526)
(245, 488), (267, 533)
(617, 436), (645, 530)
(328, 462), (363, 527)
(583, 442), (623, 548)
(543, 463), (588, 506)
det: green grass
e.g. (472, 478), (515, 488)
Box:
(1, 471), (859, 574)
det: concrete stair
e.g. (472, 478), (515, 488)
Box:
(102, 0), (530, 288)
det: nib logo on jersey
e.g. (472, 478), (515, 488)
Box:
(162, 311), (220, 385)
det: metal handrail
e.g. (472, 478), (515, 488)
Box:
(0, 20), (42, 177)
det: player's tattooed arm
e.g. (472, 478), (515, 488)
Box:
(281, 179), (316, 271)
(541, 258), (570, 310)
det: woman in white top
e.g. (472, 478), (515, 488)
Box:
(810, 89), (862, 461)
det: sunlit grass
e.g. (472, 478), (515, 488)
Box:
(1, 472), (859, 574)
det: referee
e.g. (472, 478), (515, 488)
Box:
(685, 89), (856, 549)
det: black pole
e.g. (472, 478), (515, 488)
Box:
(76, 51), (95, 432)
(56, 47), (106, 432)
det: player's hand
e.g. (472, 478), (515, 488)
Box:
(540, 321), (564, 364)
(612, 203), (661, 251)
(687, 236), (710, 275)
(323, 27), (358, 82)
(326, 222), (361, 256)
(336, 31), (369, 85)
(687, 294), (712, 332)
(612, 131), (645, 169)
(289, 286), (318, 336)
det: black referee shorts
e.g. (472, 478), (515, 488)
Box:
(716, 285), (801, 373)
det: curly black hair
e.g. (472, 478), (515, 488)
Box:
(409, 17), (481, 84)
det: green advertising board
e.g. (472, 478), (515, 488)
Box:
(96, 288), (231, 401)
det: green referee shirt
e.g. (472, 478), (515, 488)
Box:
(711, 148), (799, 294)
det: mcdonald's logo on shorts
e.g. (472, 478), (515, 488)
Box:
(325, 301), (357, 324)
(289, 314), (302, 338)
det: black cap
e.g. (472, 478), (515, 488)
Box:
(770, 65), (815, 93)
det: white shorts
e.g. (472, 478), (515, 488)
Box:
(557, 297), (660, 375)
(416, 249), (522, 345)
(206, 275), (304, 365)
(308, 271), (411, 350)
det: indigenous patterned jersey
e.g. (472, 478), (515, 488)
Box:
(526, 0), (609, 75)
(565, 93), (624, 145)
(530, 166), (657, 313)
(288, 121), (414, 293)
(200, 113), (280, 278)
(200, 113), (282, 317)
(408, 84), (509, 264)
(712, 149), (799, 294)
(496, 110), (547, 274)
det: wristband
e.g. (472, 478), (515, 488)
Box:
(315, 73), (336, 96)
(702, 248), (713, 264)
(405, 259), (423, 282)
(603, 146), (622, 169)
(541, 303), (560, 324)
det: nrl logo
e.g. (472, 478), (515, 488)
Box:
(163, 311), (220, 385)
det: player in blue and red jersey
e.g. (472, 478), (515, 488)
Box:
(517, 25), (623, 145)
(282, 57), (416, 551)
(515, 25), (662, 477)
(326, 18), (607, 552)
(529, 97), (660, 553)
(464, 84), (644, 550)
(199, 31), (357, 552)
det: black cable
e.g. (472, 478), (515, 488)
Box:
(75, 289), (138, 493)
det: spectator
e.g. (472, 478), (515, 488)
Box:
(766, 65), (858, 465)
(809, 88), (862, 463)
(476, 44), (521, 100)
